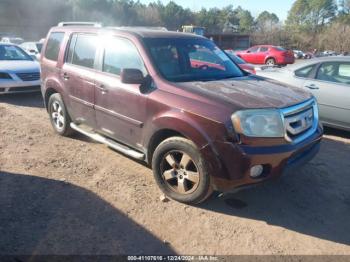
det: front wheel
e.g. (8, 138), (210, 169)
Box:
(152, 137), (212, 204)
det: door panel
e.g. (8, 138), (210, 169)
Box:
(61, 64), (96, 127)
(94, 36), (148, 148)
(94, 73), (146, 148)
(257, 47), (268, 64)
(61, 33), (99, 128)
(303, 80), (350, 129)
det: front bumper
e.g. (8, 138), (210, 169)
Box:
(201, 125), (323, 192)
(0, 80), (41, 94)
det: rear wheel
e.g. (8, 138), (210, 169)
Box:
(265, 58), (276, 66)
(152, 137), (212, 204)
(48, 93), (74, 136)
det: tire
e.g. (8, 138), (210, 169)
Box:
(48, 93), (74, 136)
(265, 58), (276, 66)
(152, 137), (213, 204)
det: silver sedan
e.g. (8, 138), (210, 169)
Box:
(0, 43), (41, 94)
(257, 57), (350, 131)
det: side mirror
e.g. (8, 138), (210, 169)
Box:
(121, 69), (144, 84)
(29, 49), (37, 54)
(246, 50), (251, 53)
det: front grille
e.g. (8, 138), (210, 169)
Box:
(281, 99), (318, 143)
(9, 85), (41, 92)
(16, 72), (40, 81)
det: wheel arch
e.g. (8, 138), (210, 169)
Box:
(145, 112), (219, 165)
(265, 56), (276, 64)
(44, 87), (59, 110)
(43, 77), (65, 111)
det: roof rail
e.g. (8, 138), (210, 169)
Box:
(57, 22), (102, 27)
(109, 26), (168, 31)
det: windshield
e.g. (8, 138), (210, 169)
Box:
(0, 45), (33, 61)
(144, 38), (244, 82)
(226, 53), (246, 64)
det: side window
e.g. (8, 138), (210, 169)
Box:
(44, 32), (65, 61)
(71, 34), (98, 69)
(248, 46), (259, 53)
(103, 37), (146, 76)
(259, 47), (268, 52)
(338, 63), (350, 78)
(316, 62), (340, 83)
(295, 64), (316, 78)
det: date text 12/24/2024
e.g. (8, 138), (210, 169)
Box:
(127, 256), (218, 261)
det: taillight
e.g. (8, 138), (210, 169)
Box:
(283, 51), (293, 57)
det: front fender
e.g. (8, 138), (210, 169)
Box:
(145, 109), (230, 180)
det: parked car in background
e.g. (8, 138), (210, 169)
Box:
(20, 42), (43, 60)
(236, 45), (295, 66)
(1, 36), (24, 45)
(0, 43), (41, 94)
(257, 57), (350, 131)
(293, 50), (304, 59)
(40, 24), (322, 204)
(225, 50), (256, 74)
(322, 50), (338, 56)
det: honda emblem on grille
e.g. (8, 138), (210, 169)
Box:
(285, 108), (313, 135)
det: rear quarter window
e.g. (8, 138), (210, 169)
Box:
(44, 32), (65, 61)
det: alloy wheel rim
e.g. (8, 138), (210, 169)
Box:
(51, 101), (65, 131)
(161, 150), (200, 195)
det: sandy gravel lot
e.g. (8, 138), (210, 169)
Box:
(0, 93), (349, 255)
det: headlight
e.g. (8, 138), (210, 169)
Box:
(231, 109), (284, 137)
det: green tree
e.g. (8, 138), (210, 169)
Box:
(158, 1), (194, 30)
(255, 11), (279, 31)
(195, 7), (223, 33)
(234, 6), (254, 33)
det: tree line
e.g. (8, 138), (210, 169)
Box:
(1, 0), (350, 52)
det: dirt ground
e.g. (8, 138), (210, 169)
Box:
(0, 92), (349, 255)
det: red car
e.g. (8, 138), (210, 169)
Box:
(225, 50), (256, 74)
(236, 45), (295, 66)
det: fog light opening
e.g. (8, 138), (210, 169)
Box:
(250, 165), (264, 178)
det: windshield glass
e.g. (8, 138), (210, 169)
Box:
(144, 38), (244, 82)
(226, 53), (246, 64)
(0, 45), (33, 61)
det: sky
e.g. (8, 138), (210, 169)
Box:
(139, 0), (296, 21)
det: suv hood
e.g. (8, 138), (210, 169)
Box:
(0, 60), (40, 72)
(176, 76), (312, 109)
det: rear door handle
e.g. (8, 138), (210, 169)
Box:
(96, 83), (108, 93)
(62, 72), (70, 80)
(305, 84), (319, 90)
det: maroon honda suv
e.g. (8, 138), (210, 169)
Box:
(40, 23), (323, 204)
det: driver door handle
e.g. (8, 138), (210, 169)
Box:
(304, 84), (319, 90)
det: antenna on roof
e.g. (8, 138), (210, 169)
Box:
(58, 22), (102, 27)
